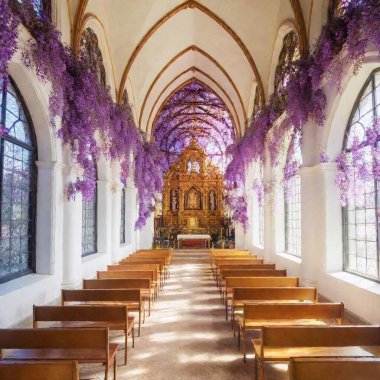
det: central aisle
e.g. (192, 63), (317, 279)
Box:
(82, 250), (286, 379)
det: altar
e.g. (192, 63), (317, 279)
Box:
(177, 234), (211, 249)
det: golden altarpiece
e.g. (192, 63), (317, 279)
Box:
(162, 141), (224, 234)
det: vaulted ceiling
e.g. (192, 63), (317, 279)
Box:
(68, 0), (316, 138)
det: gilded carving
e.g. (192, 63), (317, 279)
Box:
(162, 140), (224, 233)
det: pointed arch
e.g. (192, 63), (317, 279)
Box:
(116, 1), (265, 106)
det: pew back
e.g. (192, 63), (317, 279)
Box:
(0, 360), (79, 380)
(244, 303), (343, 322)
(83, 278), (151, 290)
(226, 277), (299, 288)
(262, 325), (380, 348)
(288, 358), (380, 380)
(233, 287), (317, 303)
(97, 270), (155, 281)
(61, 289), (141, 305)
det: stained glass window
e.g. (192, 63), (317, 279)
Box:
(285, 134), (302, 257)
(274, 31), (300, 114)
(120, 188), (126, 244)
(80, 28), (106, 87)
(81, 173), (97, 257)
(0, 78), (37, 284)
(342, 69), (380, 281)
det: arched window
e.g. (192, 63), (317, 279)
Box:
(342, 69), (380, 281)
(0, 78), (37, 284)
(274, 31), (300, 114)
(81, 170), (97, 257)
(120, 187), (126, 244)
(284, 133), (302, 257)
(80, 28), (106, 87)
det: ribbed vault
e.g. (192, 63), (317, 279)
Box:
(153, 81), (235, 171)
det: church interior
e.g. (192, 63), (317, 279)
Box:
(1, 0), (380, 379)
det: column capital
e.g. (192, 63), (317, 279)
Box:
(36, 160), (64, 170)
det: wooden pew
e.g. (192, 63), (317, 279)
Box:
(216, 264), (276, 287)
(221, 270), (287, 298)
(62, 289), (144, 336)
(230, 287), (317, 330)
(108, 264), (161, 289)
(98, 270), (158, 300)
(119, 259), (167, 283)
(288, 358), (380, 380)
(83, 278), (153, 317)
(239, 302), (344, 361)
(214, 258), (264, 280)
(127, 254), (171, 276)
(0, 360), (79, 380)
(133, 250), (172, 263)
(254, 325), (380, 380)
(33, 305), (134, 365)
(0, 328), (117, 380)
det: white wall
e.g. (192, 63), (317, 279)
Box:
(0, 11), (140, 328)
(244, 50), (380, 324)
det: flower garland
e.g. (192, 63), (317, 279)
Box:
(336, 117), (380, 207)
(225, 0), (380, 227)
(1, 0), (167, 229)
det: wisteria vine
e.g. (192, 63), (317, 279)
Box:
(0, 0), (166, 229)
(224, 0), (380, 228)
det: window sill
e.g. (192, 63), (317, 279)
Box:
(0, 273), (52, 296)
(81, 252), (103, 263)
(327, 271), (380, 296)
(276, 252), (302, 264)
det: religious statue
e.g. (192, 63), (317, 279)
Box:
(170, 189), (178, 211)
(187, 159), (200, 174)
(209, 190), (217, 211)
(185, 187), (201, 210)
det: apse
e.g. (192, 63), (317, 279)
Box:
(152, 81), (235, 171)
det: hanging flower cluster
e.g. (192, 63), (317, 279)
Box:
(225, 0), (380, 227)
(336, 117), (380, 207)
(153, 81), (235, 171)
(1, 0), (166, 229)
(134, 139), (168, 229)
(0, 0), (19, 84)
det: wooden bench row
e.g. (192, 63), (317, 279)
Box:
(0, 249), (172, 379)
(208, 250), (380, 379)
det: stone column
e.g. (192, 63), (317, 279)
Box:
(61, 166), (83, 289)
(111, 182), (123, 263)
(97, 178), (112, 258)
(299, 165), (322, 286)
(35, 161), (62, 275)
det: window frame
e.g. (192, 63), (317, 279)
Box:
(0, 77), (38, 284)
(284, 134), (302, 258)
(120, 187), (126, 245)
(81, 174), (98, 258)
(342, 68), (380, 282)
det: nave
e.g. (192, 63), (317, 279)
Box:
(81, 250), (255, 380)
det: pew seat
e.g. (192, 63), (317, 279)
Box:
(0, 328), (117, 380)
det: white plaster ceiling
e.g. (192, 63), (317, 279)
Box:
(68, 0), (313, 136)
